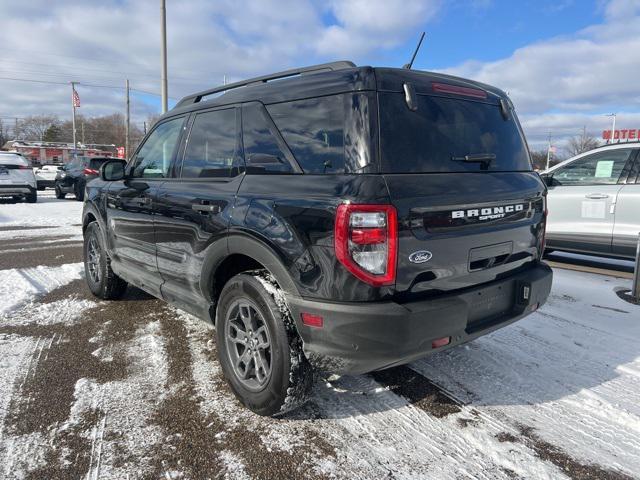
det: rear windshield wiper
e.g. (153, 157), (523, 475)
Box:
(451, 153), (496, 170)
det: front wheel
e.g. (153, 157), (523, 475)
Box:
(216, 271), (314, 416)
(55, 185), (65, 199)
(84, 222), (128, 299)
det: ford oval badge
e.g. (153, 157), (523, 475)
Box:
(409, 250), (433, 264)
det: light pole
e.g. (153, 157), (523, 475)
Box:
(606, 113), (617, 144)
(160, 0), (168, 114)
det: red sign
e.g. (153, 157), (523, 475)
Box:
(45, 148), (64, 157)
(116, 147), (125, 159)
(603, 129), (639, 140)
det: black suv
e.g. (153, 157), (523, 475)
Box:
(82, 62), (552, 416)
(55, 156), (112, 201)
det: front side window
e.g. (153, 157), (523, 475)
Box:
(553, 149), (632, 186)
(181, 108), (239, 178)
(132, 116), (184, 178)
(242, 104), (293, 174)
(267, 95), (345, 173)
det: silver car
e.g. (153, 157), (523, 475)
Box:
(543, 143), (640, 259)
(0, 152), (38, 203)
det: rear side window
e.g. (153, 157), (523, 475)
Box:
(267, 96), (345, 173)
(379, 93), (531, 173)
(242, 103), (293, 174)
(182, 108), (240, 178)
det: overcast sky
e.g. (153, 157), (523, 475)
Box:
(1, 0), (638, 152)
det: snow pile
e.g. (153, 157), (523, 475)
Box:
(0, 263), (84, 315)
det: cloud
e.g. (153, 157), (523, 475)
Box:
(0, 0), (442, 128)
(442, 0), (640, 152)
(316, 0), (441, 56)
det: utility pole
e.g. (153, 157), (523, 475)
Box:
(143, 121), (147, 135)
(160, 0), (168, 114)
(545, 132), (552, 170)
(14, 118), (18, 140)
(81, 121), (85, 145)
(71, 81), (77, 154)
(606, 113), (617, 144)
(125, 79), (130, 158)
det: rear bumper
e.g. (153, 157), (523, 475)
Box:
(0, 185), (35, 196)
(288, 262), (552, 375)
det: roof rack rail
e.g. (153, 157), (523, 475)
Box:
(174, 61), (356, 108)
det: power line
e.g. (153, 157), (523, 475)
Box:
(0, 76), (178, 99)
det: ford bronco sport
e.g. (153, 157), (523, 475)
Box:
(82, 61), (552, 416)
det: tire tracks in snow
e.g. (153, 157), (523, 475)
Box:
(371, 364), (635, 480)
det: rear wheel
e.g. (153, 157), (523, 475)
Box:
(26, 190), (37, 203)
(84, 222), (128, 300)
(216, 271), (314, 416)
(55, 185), (65, 199)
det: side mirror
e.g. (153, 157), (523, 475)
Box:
(540, 173), (555, 187)
(57, 165), (65, 171)
(100, 160), (127, 181)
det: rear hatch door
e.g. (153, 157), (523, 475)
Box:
(376, 71), (546, 297)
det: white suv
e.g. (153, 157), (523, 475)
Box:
(0, 152), (38, 203)
(543, 143), (640, 259)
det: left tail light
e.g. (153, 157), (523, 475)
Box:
(83, 168), (99, 175)
(334, 204), (398, 287)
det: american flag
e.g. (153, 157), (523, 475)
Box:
(72, 88), (81, 108)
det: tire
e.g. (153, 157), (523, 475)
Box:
(216, 270), (314, 416)
(75, 181), (85, 201)
(26, 190), (37, 203)
(84, 222), (128, 300)
(37, 185), (45, 191)
(55, 185), (65, 199)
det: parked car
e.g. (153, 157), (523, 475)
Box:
(542, 142), (640, 259)
(82, 61), (552, 416)
(55, 156), (112, 201)
(0, 152), (37, 203)
(34, 164), (63, 190)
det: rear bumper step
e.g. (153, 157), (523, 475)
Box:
(288, 262), (552, 375)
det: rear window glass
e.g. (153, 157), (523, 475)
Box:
(267, 95), (345, 174)
(0, 154), (29, 166)
(379, 93), (531, 173)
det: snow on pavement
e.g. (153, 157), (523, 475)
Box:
(0, 195), (638, 479)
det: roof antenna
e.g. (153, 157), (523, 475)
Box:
(403, 31), (426, 69)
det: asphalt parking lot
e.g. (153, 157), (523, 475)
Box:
(0, 191), (638, 479)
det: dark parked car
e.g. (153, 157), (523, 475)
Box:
(55, 156), (112, 200)
(82, 61), (552, 416)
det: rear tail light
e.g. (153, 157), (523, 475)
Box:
(335, 204), (398, 287)
(83, 168), (99, 175)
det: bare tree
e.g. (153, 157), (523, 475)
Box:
(566, 131), (600, 157)
(18, 115), (60, 141)
(530, 149), (548, 171)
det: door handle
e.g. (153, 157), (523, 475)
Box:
(192, 203), (220, 214)
(585, 193), (609, 199)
